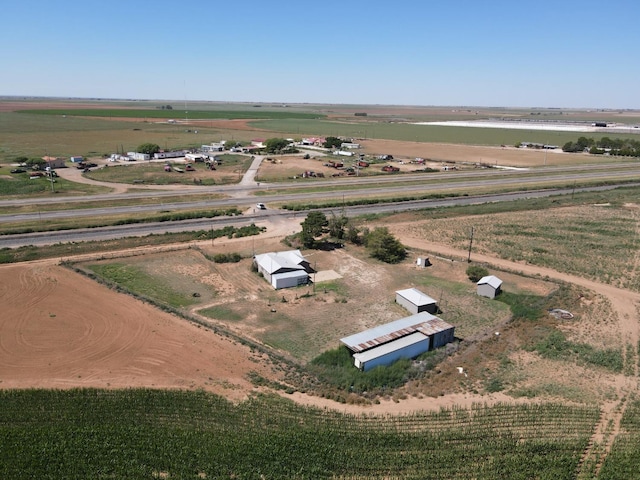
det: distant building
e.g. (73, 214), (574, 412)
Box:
(42, 156), (65, 169)
(341, 312), (455, 371)
(201, 143), (225, 153)
(477, 275), (503, 299)
(300, 137), (326, 147)
(153, 150), (185, 160)
(127, 152), (150, 161)
(253, 250), (314, 289)
(395, 288), (438, 314)
(70, 156), (84, 163)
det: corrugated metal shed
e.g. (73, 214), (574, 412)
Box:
(341, 312), (438, 353)
(353, 332), (429, 364)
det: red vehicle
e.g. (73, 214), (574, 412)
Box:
(381, 165), (400, 172)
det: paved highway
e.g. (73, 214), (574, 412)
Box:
(0, 183), (634, 248)
(2, 163), (640, 224)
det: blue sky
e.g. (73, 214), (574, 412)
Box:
(2, 0), (639, 108)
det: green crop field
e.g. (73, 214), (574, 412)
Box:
(18, 108), (325, 120)
(0, 389), (601, 479)
(599, 400), (640, 479)
(0, 112), (241, 160)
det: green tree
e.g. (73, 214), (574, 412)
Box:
(137, 143), (160, 155)
(264, 138), (290, 153)
(327, 212), (348, 240)
(25, 157), (46, 169)
(300, 211), (328, 248)
(323, 136), (342, 149)
(346, 224), (361, 245)
(364, 227), (406, 263)
(466, 265), (489, 282)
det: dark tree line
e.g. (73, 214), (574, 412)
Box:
(562, 136), (640, 156)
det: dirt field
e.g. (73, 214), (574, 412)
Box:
(0, 260), (278, 400)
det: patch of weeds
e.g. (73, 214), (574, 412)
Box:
(531, 330), (624, 373)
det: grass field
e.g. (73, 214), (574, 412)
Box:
(0, 112), (245, 160)
(0, 166), (110, 197)
(393, 187), (640, 292)
(251, 118), (638, 146)
(0, 388), (601, 479)
(19, 108), (325, 120)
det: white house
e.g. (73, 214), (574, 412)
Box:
(477, 275), (503, 299)
(254, 250), (312, 289)
(395, 288), (438, 314)
(201, 143), (225, 153)
(70, 155), (84, 163)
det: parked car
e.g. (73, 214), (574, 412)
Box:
(256, 203), (266, 210)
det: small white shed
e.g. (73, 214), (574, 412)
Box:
(395, 288), (438, 314)
(477, 275), (503, 299)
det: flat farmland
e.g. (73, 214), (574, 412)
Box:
(251, 118), (638, 148)
(0, 112), (247, 160)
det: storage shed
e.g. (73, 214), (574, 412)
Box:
(477, 275), (503, 299)
(395, 288), (438, 314)
(353, 332), (430, 371)
(254, 250), (312, 289)
(341, 312), (455, 370)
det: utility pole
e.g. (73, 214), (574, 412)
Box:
(467, 226), (474, 263)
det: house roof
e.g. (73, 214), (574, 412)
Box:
(353, 332), (429, 364)
(341, 312), (453, 353)
(396, 288), (437, 306)
(477, 275), (503, 289)
(254, 250), (306, 275)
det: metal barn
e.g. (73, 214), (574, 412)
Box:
(341, 312), (455, 370)
(353, 332), (430, 371)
